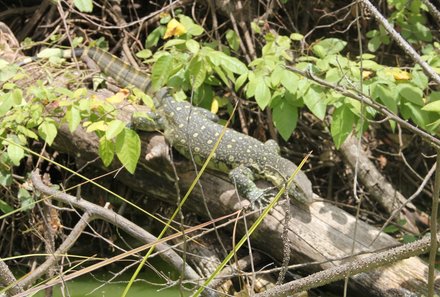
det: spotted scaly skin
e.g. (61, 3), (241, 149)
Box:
(75, 47), (314, 205)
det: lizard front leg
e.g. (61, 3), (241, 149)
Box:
(131, 111), (165, 131)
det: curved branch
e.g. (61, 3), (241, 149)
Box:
(29, 170), (200, 281)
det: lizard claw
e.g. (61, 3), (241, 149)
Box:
(247, 187), (276, 210)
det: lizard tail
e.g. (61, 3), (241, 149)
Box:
(79, 47), (152, 93)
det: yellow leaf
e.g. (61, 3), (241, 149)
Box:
(106, 89), (130, 103)
(163, 19), (187, 39)
(362, 70), (373, 79)
(211, 97), (219, 114)
(384, 68), (411, 81)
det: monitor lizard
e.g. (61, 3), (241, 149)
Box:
(71, 47), (314, 207)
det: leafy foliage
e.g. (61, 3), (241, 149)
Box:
(1, 7), (439, 179)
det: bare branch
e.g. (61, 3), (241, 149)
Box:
(254, 233), (432, 296)
(360, 0), (440, 85)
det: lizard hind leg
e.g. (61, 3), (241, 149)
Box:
(229, 165), (274, 209)
(264, 139), (281, 154)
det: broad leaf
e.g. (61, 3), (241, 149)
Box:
(218, 52), (247, 75)
(372, 83), (398, 114)
(99, 137), (114, 167)
(115, 128), (141, 174)
(38, 120), (57, 145)
(188, 58), (206, 89)
(65, 106), (81, 133)
(151, 54), (173, 91)
(398, 83), (424, 106)
(7, 140), (24, 166)
(312, 38), (347, 58)
(272, 101), (298, 141)
(280, 69), (299, 94)
(74, 0), (93, 12)
(422, 100), (440, 112)
(303, 85), (326, 120)
(106, 120), (126, 140)
(226, 30), (240, 51)
(254, 76), (271, 110)
(331, 104), (354, 149)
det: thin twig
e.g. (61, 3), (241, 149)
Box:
(428, 152), (440, 297)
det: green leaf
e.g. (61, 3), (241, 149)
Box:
(272, 101), (298, 141)
(212, 65), (230, 88)
(331, 104), (354, 149)
(235, 73), (248, 91)
(303, 85), (326, 120)
(398, 83), (424, 105)
(290, 33), (304, 41)
(179, 15), (204, 36)
(188, 58), (206, 89)
(0, 168), (12, 187)
(0, 92), (14, 117)
(372, 83), (398, 114)
(115, 128), (141, 174)
(99, 137), (114, 167)
(133, 88), (154, 109)
(65, 106), (81, 133)
(74, 0), (93, 12)
(0, 62), (19, 82)
(251, 21), (261, 34)
(254, 76), (271, 110)
(383, 224), (400, 234)
(0, 199), (13, 214)
(422, 100), (440, 112)
(403, 102), (430, 128)
(106, 120), (126, 140)
(17, 125), (38, 140)
(136, 49), (152, 59)
(18, 188), (34, 211)
(7, 140), (24, 166)
(163, 39), (186, 48)
(280, 69), (299, 94)
(85, 120), (107, 133)
(151, 54), (173, 91)
(226, 30), (240, 51)
(218, 52), (247, 75)
(312, 38), (347, 58)
(270, 65), (283, 87)
(411, 70), (428, 90)
(38, 120), (57, 145)
(367, 35), (382, 52)
(186, 39), (200, 54)
(145, 26), (165, 49)
(11, 88), (22, 104)
(414, 22), (432, 42)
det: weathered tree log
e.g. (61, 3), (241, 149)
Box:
(340, 134), (425, 233)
